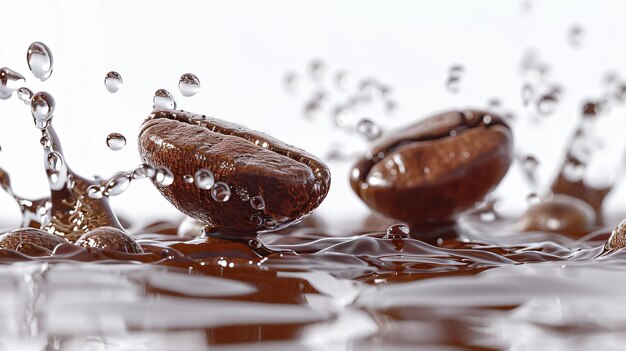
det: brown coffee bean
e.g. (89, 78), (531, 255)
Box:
(138, 110), (331, 235)
(516, 194), (596, 236)
(350, 110), (512, 225)
(0, 228), (67, 251)
(75, 226), (143, 253)
(607, 218), (626, 250)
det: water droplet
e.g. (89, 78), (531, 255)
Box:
(446, 76), (460, 93)
(283, 72), (299, 94)
(309, 59), (326, 81)
(183, 175), (194, 184)
(568, 25), (584, 48)
(385, 224), (410, 239)
(521, 83), (534, 106)
(104, 173), (131, 196)
(211, 181), (231, 202)
(303, 100), (322, 119)
(154, 166), (174, 187)
(356, 118), (382, 141)
(178, 73), (201, 97)
(335, 70), (350, 90)
(87, 185), (104, 199)
(153, 89), (176, 110)
(40, 135), (52, 149)
(104, 71), (123, 93)
(30, 91), (55, 129)
(0, 67), (25, 100)
(27, 42), (53, 81)
(133, 164), (156, 179)
(16, 87), (33, 104)
(194, 168), (215, 190)
(250, 196), (265, 210)
(332, 105), (353, 128)
(248, 239), (262, 249)
(582, 101), (599, 118)
(536, 94), (558, 116)
(106, 133), (126, 151)
(264, 218), (277, 229)
(449, 64), (464, 76)
(47, 152), (63, 172)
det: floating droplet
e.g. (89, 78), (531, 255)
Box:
(449, 64), (464, 76)
(309, 59), (326, 81)
(47, 152), (63, 172)
(250, 196), (265, 210)
(178, 73), (201, 97)
(356, 118), (382, 141)
(16, 87), (33, 104)
(104, 71), (123, 93)
(104, 173), (131, 196)
(303, 100), (322, 119)
(153, 89), (176, 110)
(183, 175), (194, 184)
(283, 72), (299, 94)
(536, 94), (558, 116)
(446, 76), (461, 93)
(385, 100), (397, 115)
(335, 70), (350, 90)
(521, 83), (534, 106)
(133, 164), (156, 179)
(211, 181), (231, 202)
(0, 67), (25, 100)
(30, 92), (55, 129)
(568, 25), (584, 48)
(106, 133), (126, 151)
(385, 224), (410, 239)
(154, 166), (174, 187)
(563, 159), (585, 182)
(332, 105), (353, 128)
(194, 168), (215, 190)
(27, 42), (53, 81)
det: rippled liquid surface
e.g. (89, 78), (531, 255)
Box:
(1, 214), (625, 351)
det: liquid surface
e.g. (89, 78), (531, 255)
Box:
(0, 214), (622, 350)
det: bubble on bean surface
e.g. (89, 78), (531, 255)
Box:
(27, 42), (53, 81)
(153, 89), (176, 110)
(536, 94), (558, 116)
(211, 181), (231, 202)
(133, 164), (156, 179)
(385, 224), (410, 239)
(0, 67), (25, 100)
(250, 196), (265, 210)
(183, 175), (194, 184)
(178, 73), (201, 97)
(356, 118), (382, 141)
(46, 152), (63, 172)
(16, 87), (33, 104)
(30, 91), (55, 129)
(194, 168), (215, 190)
(568, 25), (584, 48)
(104, 71), (123, 93)
(106, 133), (126, 151)
(154, 166), (174, 187)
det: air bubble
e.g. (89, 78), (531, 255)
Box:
(153, 89), (176, 110)
(27, 42), (53, 81)
(194, 168), (215, 190)
(178, 73), (201, 97)
(250, 196), (265, 210)
(384, 224), (410, 239)
(183, 175), (194, 184)
(104, 71), (123, 93)
(106, 133), (126, 151)
(211, 181), (231, 202)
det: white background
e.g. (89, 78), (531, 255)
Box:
(2, 0), (626, 231)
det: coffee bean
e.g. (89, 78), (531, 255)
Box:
(607, 218), (626, 251)
(516, 194), (596, 236)
(0, 228), (67, 251)
(138, 110), (331, 234)
(350, 110), (512, 225)
(75, 226), (143, 253)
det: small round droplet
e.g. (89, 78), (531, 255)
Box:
(154, 166), (174, 187)
(30, 91), (55, 129)
(446, 76), (461, 93)
(27, 42), (54, 81)
(87, 185), (104, 199)
(521, 83), (534, 106)
(211, 182), (231, 202)
(40, 135), (52, 149)
(16, 87), (33, 104)
(356, 118), (382, 141)
(283, 72), (299, 94)
(0, 68), (26, 100)
(248, 239), (262, 249)
(309, 59), (326, 81)
(106, 133), (126, 151)
(133, 164), (156, 179)
(104, 71), (123, 93)
(194, 168), (215, 190)
(183, 175), (194, 184)
(536, 94), (558, 116)
(568, 25), (584, 48)
(385, 224), (410, 239)
(153, 89), (176, 110)
(104, 173), (131, 196)
(250, 196), (265, 210)
(178, 73), (201, 97)
(47, 152), (63, 172)
(335, 70), (350, 90)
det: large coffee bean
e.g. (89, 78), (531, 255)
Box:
(516, 194), (596, 236)
(75, 226), (143, 253)
(0, 228), (67, 251)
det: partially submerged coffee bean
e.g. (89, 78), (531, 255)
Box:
(350, 110), (512, 225)
(0, 228), (66, 251)
(516, 194), (596, 236)
(75, 226), (143, 253)
(138, 110), (331, 234)
(606, 218), (626, 251)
